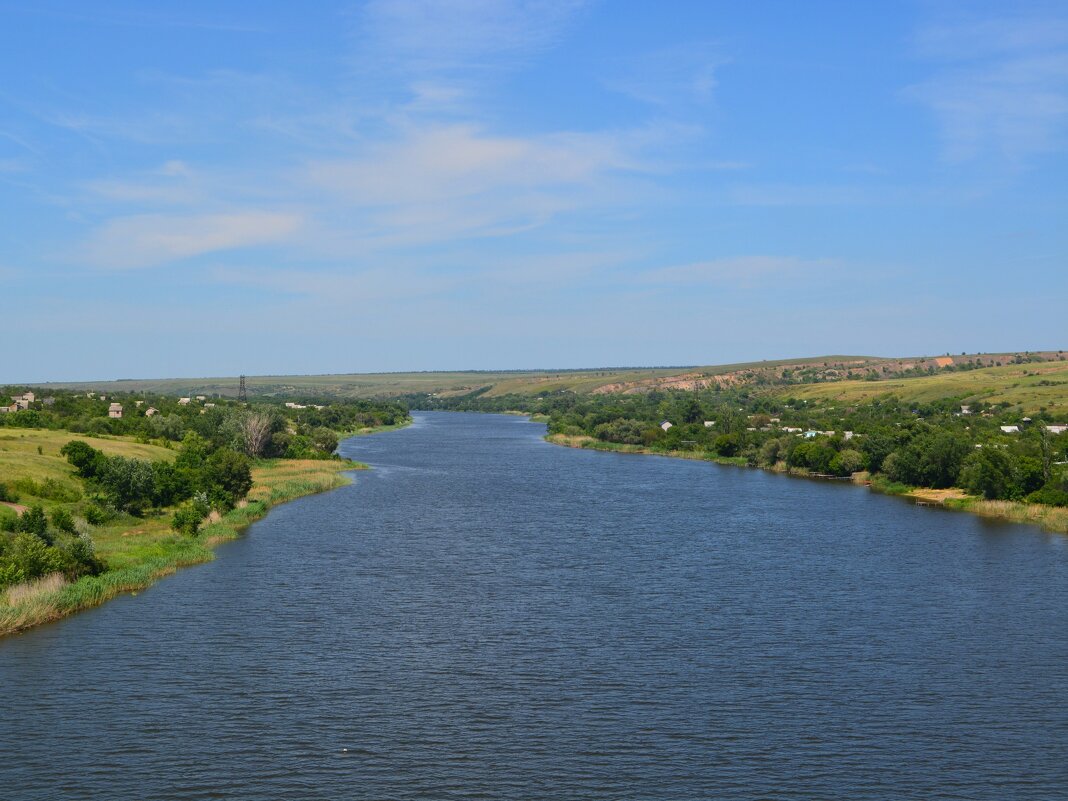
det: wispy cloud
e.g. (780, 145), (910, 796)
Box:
(356, 0), (590, 76)
(607, 41), (727, 107)
(82, 211), (304, 269)
(906, 12), (1068, 163)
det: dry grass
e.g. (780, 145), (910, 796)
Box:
(947, 497), (1068, 533)
(784, 361), (1068, 413)
(4, 572), (67, 606)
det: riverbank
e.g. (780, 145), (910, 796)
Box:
(545, 432), (1068, 535)
(0, 455), (363, 637)
(345, 418), (413, 437)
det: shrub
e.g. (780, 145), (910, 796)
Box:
(0, 482), (19, 503)
(1025, 485), (1068, 507)
(16, 505), (48, 539)
(50, 508), (77, 534)
(713, 433), (742, 457)
(83, 504), (111, 526)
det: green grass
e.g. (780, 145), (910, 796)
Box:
(782, 361), (1068, 413)
(0, 429), (364, 637)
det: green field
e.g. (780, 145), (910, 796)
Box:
(782, 361), (1068, 413)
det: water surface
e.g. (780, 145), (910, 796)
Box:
(2, 412), (1068, 800)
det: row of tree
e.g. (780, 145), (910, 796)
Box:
(409, 387), (1068, 505)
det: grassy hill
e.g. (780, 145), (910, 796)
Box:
(16, 350), (1067, 412)
(781, 361), (1068, 414)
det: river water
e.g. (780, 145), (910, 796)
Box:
(2, 412), (1068, 800)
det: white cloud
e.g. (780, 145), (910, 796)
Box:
(357, 0), (590, 74)
(82, 211), (304, 269)
(907, 13), (1068, 163)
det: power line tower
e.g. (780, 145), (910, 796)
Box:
(238, 375), (248, 403)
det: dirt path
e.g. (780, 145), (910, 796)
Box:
(0, 500), (28, 515)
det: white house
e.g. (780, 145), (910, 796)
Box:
(108, 403), (123, 419)
(178, 397), (191, 405)
(960, 405), (972, 415)
(660, 421), (673, 431)
(843, 431), (855, 441)
(145, 407), (159, 417)
(703, 420), (715, 428)
(1000, 425), (1020, 434)
(1046, 424), (1068, 435)
(195, 395), (206, 401)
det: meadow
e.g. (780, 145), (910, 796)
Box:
(781, 361), (1068, 414)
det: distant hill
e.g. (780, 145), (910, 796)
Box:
(15, 350), (1067, 412)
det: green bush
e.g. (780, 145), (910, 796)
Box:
(50, 508), (77, 534)
(83, 504), (111, 526)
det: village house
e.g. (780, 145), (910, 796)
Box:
(108, 403), (123, 419)
(195, 395), (206, 401)
(703, 420), (715, 428)
(145, 407), (159, 417)
(660, 421), (673, 431)
(1, 392), (36, 412)
(1000, 425), (1020, 434)
(178, 397), (191, 405)
(960, 405), (972, 415)
(1046, 424), (1068, 435)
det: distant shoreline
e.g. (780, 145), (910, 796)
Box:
(544, 432), (1068, 535)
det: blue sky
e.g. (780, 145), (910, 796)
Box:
(2, 0), (1066, 381)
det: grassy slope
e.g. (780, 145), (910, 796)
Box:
(0, 428), (362, 637)
(781, 361), (1068, 413)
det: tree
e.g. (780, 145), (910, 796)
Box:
(60, 440), (106, 478)
(16, 505), (49, 540)
(240, 412), (275, 457)
(201, 449), (252, 508)
(100, 457), (158, 515)
(831, 449), (867, 476)
(959, 449), (1017, 500)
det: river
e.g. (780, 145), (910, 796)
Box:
(2, 412), (1068, 800)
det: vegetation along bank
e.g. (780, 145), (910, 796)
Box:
(406, 355), (1068, 534)
(0, 388), (409, 636)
